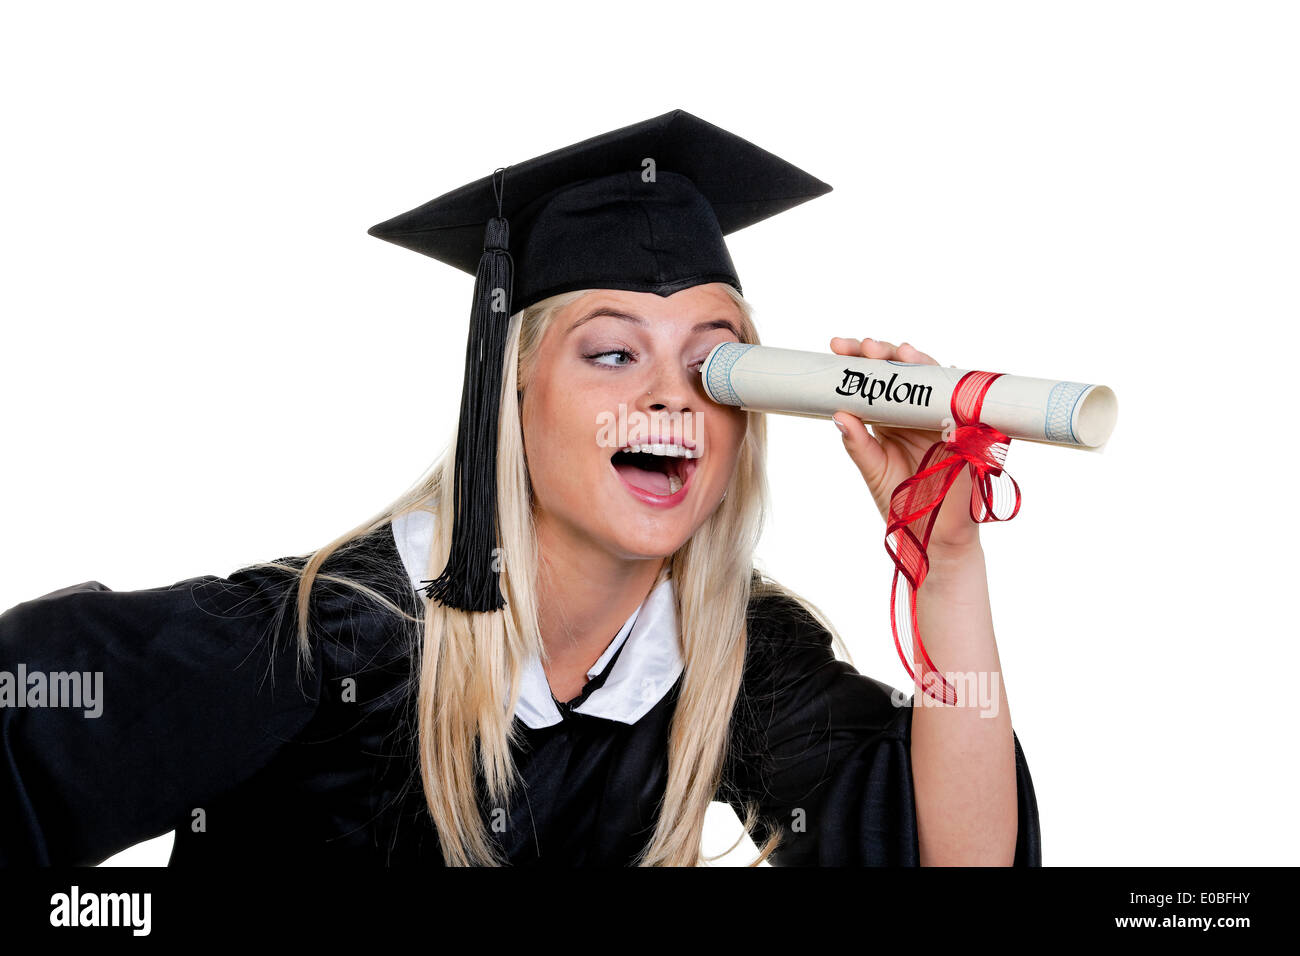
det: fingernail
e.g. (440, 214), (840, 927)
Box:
(833, 418), (848, 436)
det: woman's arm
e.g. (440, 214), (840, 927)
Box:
(0, 563), (326, 864)
(828, 335), (1022, 866)
(910, 539), (1018, 865)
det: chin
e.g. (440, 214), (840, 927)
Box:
(603, 521), (695, 562)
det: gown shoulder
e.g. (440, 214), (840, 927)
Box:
(721, 576), (1043, 866)
(0, 523), (417, 865)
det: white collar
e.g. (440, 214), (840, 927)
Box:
(390, 510), (683, 729)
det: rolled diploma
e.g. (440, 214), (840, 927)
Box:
(700, 343), (1118, 449)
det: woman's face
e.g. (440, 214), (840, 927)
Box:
(521, 283), (748, 563)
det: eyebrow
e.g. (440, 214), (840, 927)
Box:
(568, 307), (742, 338)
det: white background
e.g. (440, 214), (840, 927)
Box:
(2, 1), (1296, 866)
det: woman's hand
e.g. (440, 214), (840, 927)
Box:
(828, 337), (980, 551)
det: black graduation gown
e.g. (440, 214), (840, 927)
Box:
(0, 523), (1042, 866)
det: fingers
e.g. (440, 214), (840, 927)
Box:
(831, 335), (895, 358)
(858, 337), (903, 362)
(898, 342), (938, 366)
(829, 336), (860, 356)
(832, 410), (887, 489)
(830, 337), (940, 366)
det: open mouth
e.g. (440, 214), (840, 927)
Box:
(610, 442), (700, 501)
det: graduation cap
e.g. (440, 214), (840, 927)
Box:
(367, 109), (832, 613)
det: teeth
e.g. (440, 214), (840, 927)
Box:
(668, 475), (683, 494)
(622, 443), (700, 459)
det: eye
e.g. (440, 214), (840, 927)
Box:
(688, 339), (731, 373)
(586, 349), (636, 368)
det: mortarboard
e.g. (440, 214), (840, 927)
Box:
(367, 109), (832, 613)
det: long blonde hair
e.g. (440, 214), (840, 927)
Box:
(244, 284), (846, 865)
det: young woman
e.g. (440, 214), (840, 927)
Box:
(0, 111), (1041, 866)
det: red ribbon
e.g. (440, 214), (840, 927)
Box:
(885, 370), (1022, 705)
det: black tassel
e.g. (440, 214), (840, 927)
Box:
(421, 168), (513, 612)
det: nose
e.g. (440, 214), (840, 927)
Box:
(634, 358), (698, 418)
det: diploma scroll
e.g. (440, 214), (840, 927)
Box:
(700, 343), (1118, 449)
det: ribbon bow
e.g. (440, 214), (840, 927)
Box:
(885, 370), (1022, 705)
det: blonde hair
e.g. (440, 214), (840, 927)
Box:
(245, 283), (847, 865)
